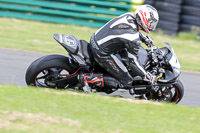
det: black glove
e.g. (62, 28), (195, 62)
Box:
(144, 72), (157, 85)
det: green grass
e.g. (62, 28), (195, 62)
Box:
(0, 85), (200, 133)
(0, 17), (200, 71)
(0, 17), (95, 54)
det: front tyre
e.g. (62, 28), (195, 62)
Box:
(171, 79), (184, 103)
(25, 55), (78, 88)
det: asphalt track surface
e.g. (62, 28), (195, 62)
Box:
(0, 48), (199, 107)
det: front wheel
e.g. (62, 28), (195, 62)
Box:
(155, 80), (184, 103)
(143, 80), (184, 103)
(25, 54), (78, 88)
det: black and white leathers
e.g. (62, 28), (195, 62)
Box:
(90, 12), (147, 88)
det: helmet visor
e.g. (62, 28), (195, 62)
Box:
(149, 20), (158, 31)
(148, 11), (158, 31)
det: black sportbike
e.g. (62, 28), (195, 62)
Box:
(25, 34), (184, 103)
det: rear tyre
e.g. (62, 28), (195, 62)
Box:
(143, 0), (155, 5)
(158, 11), (180, 22)
(183, 0), (200, 8)
(25, 54), (78, 88)
(182, 6), (200, 17)
(161, 0), (183, 4)
(179, 23), (200, 32)
(181, 15), (200, 26)
(154, 1), (181, 13)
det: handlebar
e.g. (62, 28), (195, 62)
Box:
(150, 44), (157, 52)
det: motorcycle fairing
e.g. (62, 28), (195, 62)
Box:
(54, 34), (79, 54)
(138, 46), (148, 66)
(164, 43), (181, 70)
(158, 43), (181, 83)
(79, 40), (94, 65)
(164, 43), (181, 82)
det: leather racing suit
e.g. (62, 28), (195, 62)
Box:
(89, 12), (147, 88)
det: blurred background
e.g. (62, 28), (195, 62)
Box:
(0, 0), (199, 35)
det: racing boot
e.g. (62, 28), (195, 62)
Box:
(78, 73), (104, 92)
(117, 72), (133, 89)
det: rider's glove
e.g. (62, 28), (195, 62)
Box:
(144, 72), (157, 85)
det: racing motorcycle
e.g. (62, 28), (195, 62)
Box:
(25, 34), (184, 103)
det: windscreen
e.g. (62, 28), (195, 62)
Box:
(164, 42), (181, 70)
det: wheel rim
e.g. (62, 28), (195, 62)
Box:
(159, 85), (180, 103)
(34, 67), (70, 88)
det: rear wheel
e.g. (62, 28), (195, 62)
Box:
(25, 54), (79, 88)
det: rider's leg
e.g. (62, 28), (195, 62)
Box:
(91, 53), (133, 89)
(89, 35), (133, 89)
(127, 52), (146, 78)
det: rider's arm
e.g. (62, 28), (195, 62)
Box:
(139, 32), (153, 47)
(125, 37), (157, 84)
(124, 38), (147, 78)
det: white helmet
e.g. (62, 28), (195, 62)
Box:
(135, 5), (159, 33)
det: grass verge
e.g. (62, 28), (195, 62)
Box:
(0, 17), (200, 71)
(0, 85), (200, 133)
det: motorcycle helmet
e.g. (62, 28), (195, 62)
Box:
(135, 4), (159, 33)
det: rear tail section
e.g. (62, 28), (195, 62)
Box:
(53, 34), (93, 66)
(53, 34), (79, 54)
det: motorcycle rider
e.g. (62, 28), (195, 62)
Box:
(79, 4), (159, 91)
